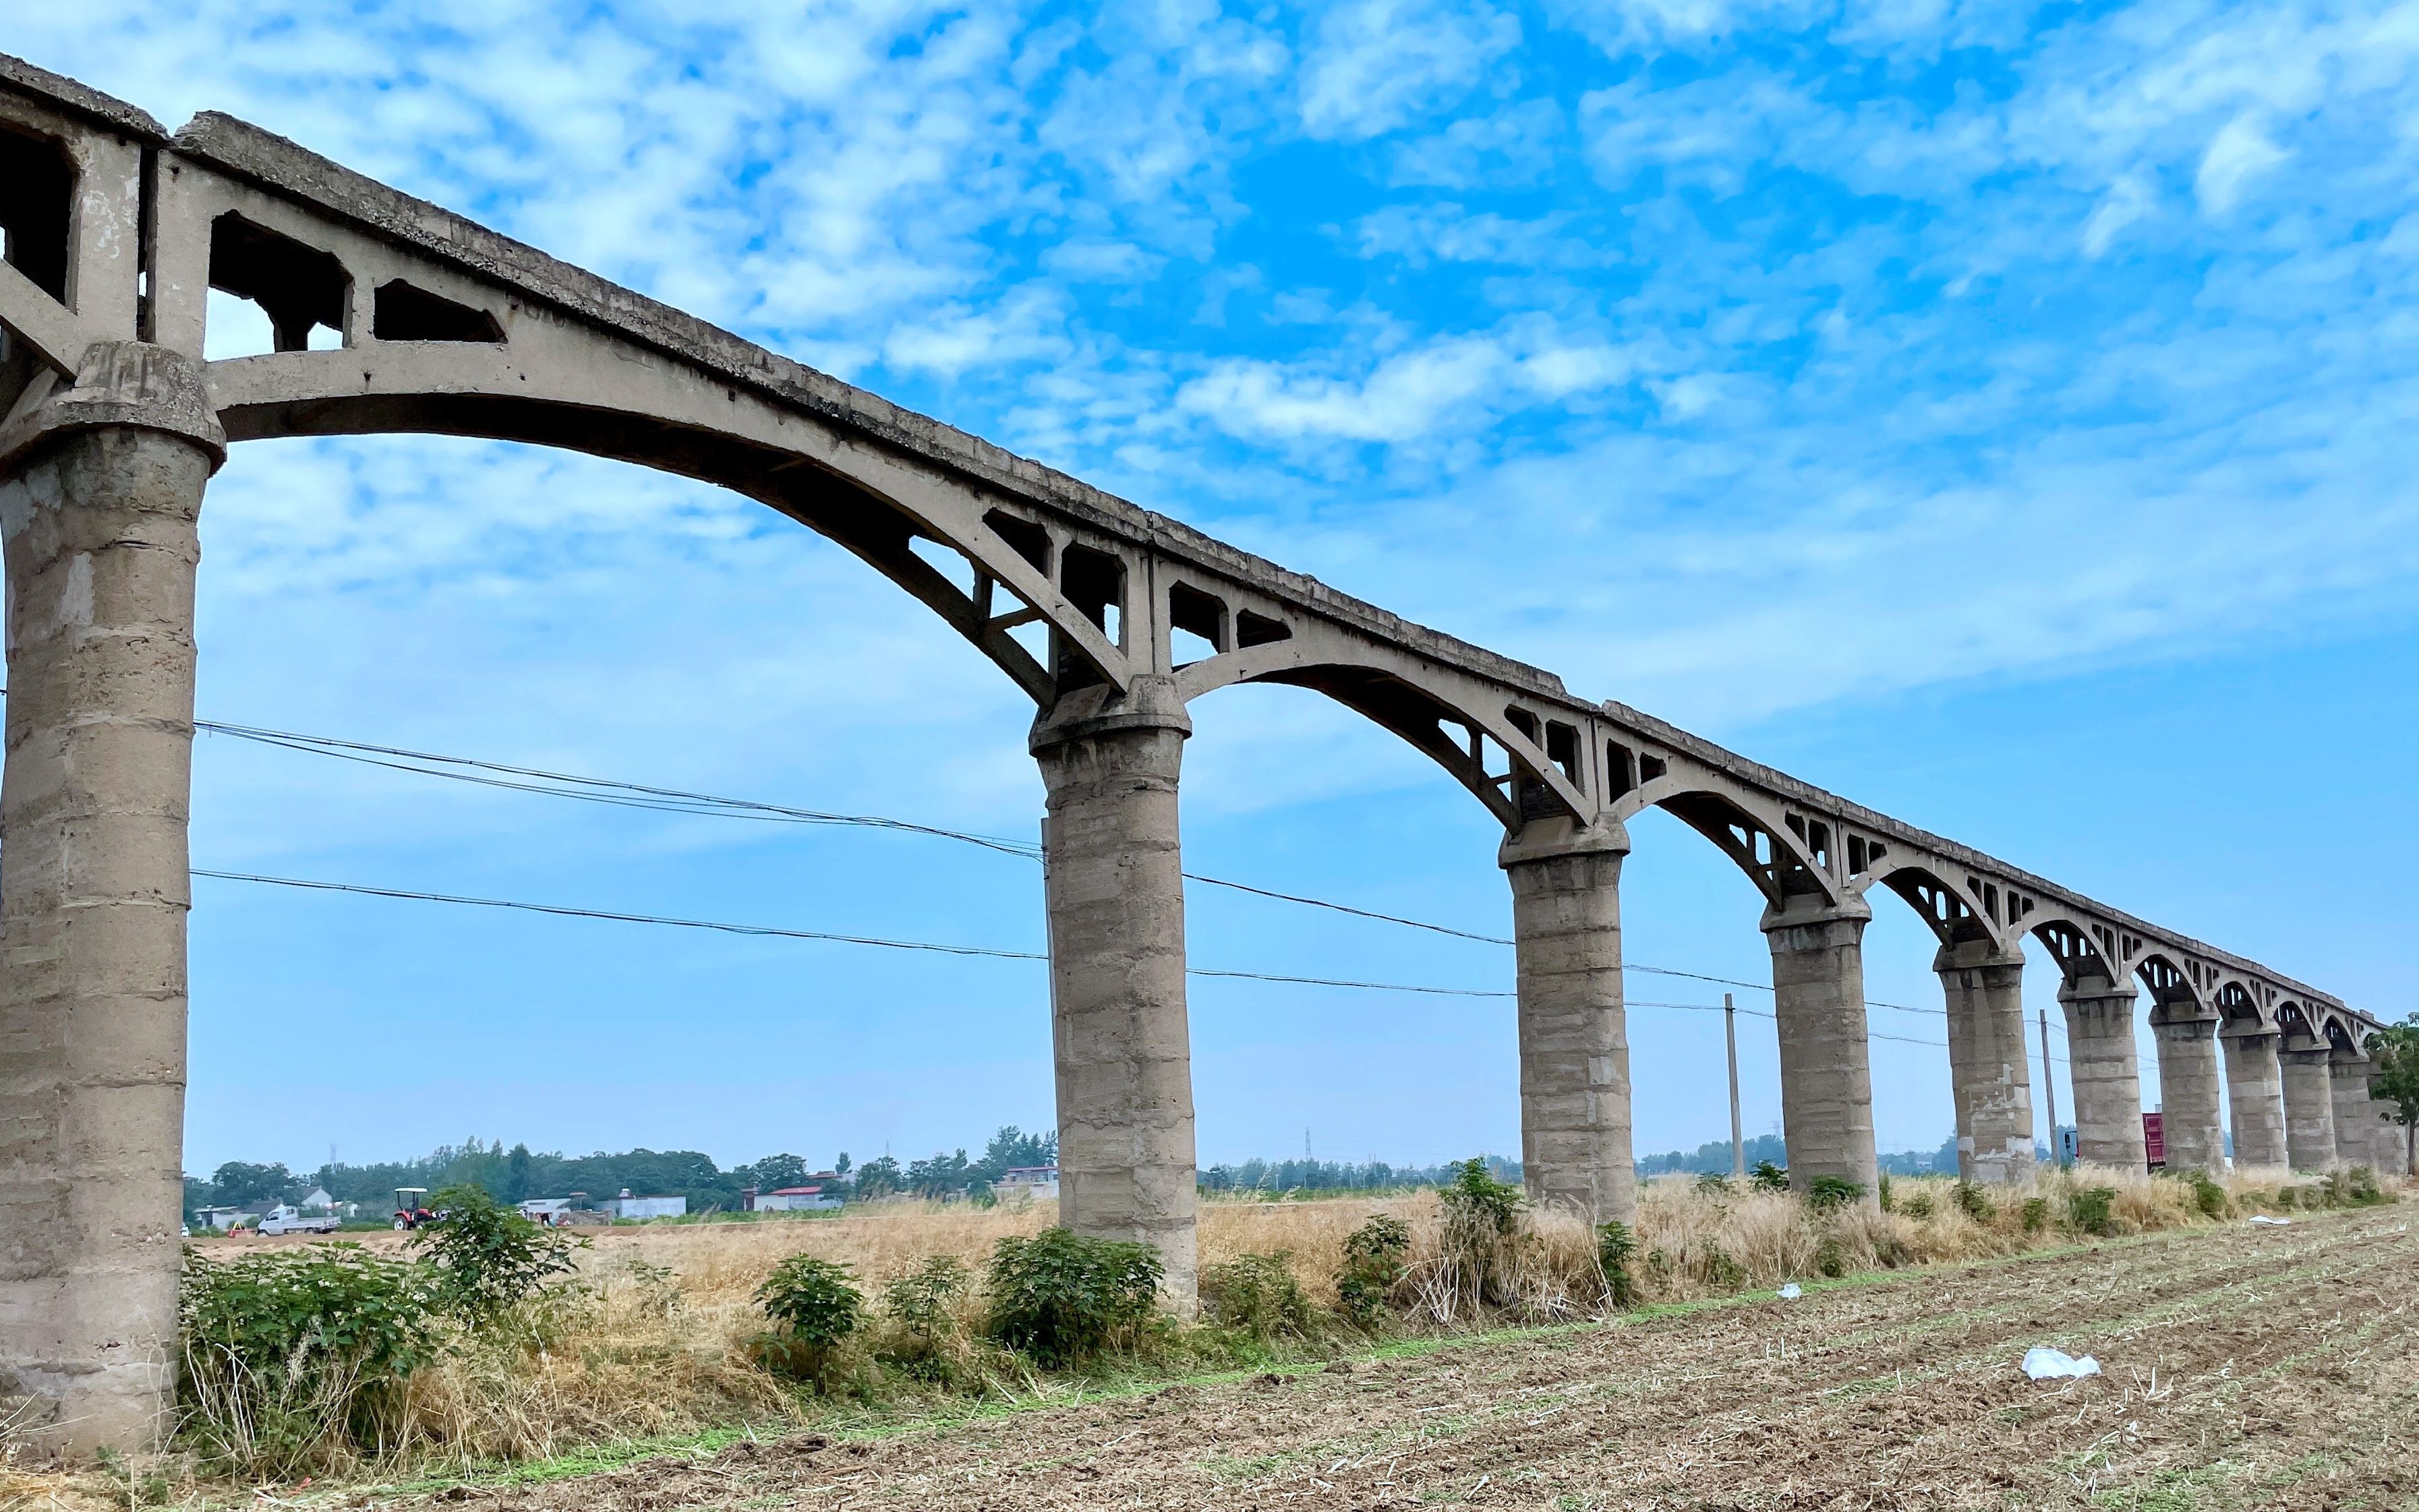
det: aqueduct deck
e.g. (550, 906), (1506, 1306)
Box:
(0, 55), (2393, 1453)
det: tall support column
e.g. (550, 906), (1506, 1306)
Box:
(2222, 1026), (2289, 1169)
(1032, 676), (1198, 1308)
(2058, 977), (2147, 1169)
(1500, 819), (1633, 1225)
(1934, 939), (2033, 1184)
(0, 345), (223, 1455)
(2149, 1011), (2225, 1175)
(2278, 1043), (2338, 1171)
(2328, 1050), (2381, 1169)
(1763, 894), (1877, 1194)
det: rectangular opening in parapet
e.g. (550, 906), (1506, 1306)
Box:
(1638, 753), (1666, 783)
(1234, 610), (1289, 648)
(1059, 544), (1125, 648)
(1167, 583), (1227, 666)
(1606, 741), (1636, 797)
(209, 213), (351, 355)
(373, 279), (504, 343)
(982, 510), (1051, 575)
(0, 124), (74, 306)
(1544, 722), (1579, 784)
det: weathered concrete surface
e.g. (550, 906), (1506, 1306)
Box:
(2150, 1014), (2225, 1175)
(1763, 896), (1877, 1194)
(2222, 1030), (2289, 1169)
(1501, 821), (1633, 1225)
(2059, 981), (2147, 1171)
(1033, 676), (1198, 1308)
(0, 347), (216, 1454)
(2279, 1046), (2338, 1172)
(2328, 1052), (2383, 1169)
(1935, 941), (2033, 1185)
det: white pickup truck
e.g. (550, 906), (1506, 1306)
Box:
(256, 1206), (342, 1235)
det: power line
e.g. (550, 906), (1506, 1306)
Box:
(189, 869), (1517, 999)
(186, 713), (1952, 1012)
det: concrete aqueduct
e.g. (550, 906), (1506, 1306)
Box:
(0, 57), (2397, 1453)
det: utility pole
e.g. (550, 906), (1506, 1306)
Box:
(1726, 993), (1745, 1181)
(2040, 1008), (2063, 1169)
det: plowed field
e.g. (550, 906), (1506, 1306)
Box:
(400, 1206), (2418, 1511)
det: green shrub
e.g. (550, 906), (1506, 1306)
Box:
(1201, 1251), (1314, 1340)
(2020, 1196), (2050, 1233)
(1877, 1173), (1893, 1211)
(1438, 1158), (1525, 1307)
(2184, 1170), (2228, 1219)
(985, 1227), (1163, 1368)
(177, 1244), (439, 1478)
(1813, 1235), (1849, 1279)
(753, 1255), (865, 1388)
(411, 1184), (579, 1320)
(876, 1255), (967, 1380)
(1896, 1190), (1935, 1219)
(1701, 1242), (1748, 1292)
(1749, 1161), (1789, 1193)
(2068, 1186), (2117, 1237)
(1805, 1176), (1864, 1212)
(2329, 1165), (2383, 1207)
(1695, 1172), (1733, 1195)
(1335, 1215), (1410, 1329)
(1596, 1221), (1638, 1309)
(1954, 1182), (1993, 1221)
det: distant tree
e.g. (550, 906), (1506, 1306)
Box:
(834, 1153), (852, 1176)
(735, 1153), (810, 1192)
(209, 1161), (298, 1209)
(974, 1126), (1057, 1182)
(852, 1155), (903, 1199)
(2369, 1018), (2419, 1176)
(504, 1143), (533, 1204)
(906, 1149), (974, 1197)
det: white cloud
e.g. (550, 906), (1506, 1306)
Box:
(1298, 0), (1522, 142)
(2194, 112), (2289, 213)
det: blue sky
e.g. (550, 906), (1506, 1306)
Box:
(7, 0), (2414, 1175)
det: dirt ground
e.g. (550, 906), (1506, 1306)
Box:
(385, 1204), (2416, 1512)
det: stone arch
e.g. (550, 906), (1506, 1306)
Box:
(1173, 637), (1590, 830)
(1858, 861), (1999, 948)
(2023, 908), (2122, 989)
(1604, 776), (1842, 910)
(2134, 950), (2208, 1024)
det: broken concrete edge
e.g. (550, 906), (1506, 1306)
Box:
(1600, 693), (2366, 1029)
(162, 110), (1572, 708)
(0, 53), (169, 144)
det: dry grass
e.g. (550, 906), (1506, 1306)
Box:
(9, 1163), (2401, 1496)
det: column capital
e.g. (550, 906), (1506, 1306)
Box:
(1759, 892), (1871, 937)
(1933, 937), (2024, 975)
(1030, 672), (1191, 753)
(0, 342), (225, 473)
(2057, 974), (2138, 1010)
(1498, 816), (1629, 870)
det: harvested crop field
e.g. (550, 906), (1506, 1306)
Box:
(401, 1204), (2417, 1511)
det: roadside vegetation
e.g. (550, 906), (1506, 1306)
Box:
(8, 1161), (2399, 1503)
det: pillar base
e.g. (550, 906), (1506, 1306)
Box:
(2058, 979), (2146, 1171)
(2149, 1010), (2225, 1175)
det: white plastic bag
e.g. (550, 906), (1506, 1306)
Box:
(1777, 1283), (1803, 1300)
(2248, 1215), (2292, 1226)
(2020, 1347), (2101, 1380)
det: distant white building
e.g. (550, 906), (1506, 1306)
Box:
(299, 1186), (337, 1211)
(608, 1190), (687, 1219)
(997, 1165), (1059, 1200)
(752, 1186), (841, 1213)
(519, 1198), (575, 1223)
(194, 1205), (252, 1231)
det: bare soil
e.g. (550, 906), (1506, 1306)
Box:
(376, 1204), (2418, 1511)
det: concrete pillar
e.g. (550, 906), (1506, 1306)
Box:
(2058, 977), (2147, 1169)
(1500, 819), (1633, 1225)
(1032, 676), (1198, 1309)
(1762, 894), (1877, 1194)
(2149, 1012), (2225, 1175)
(2327, 1050), (2379, 1169)
(0, 344), (222, 1455)
(2278, 1044), (2338, 1171)
(1933, 939), (2033, 1184)
(2222, 1028), (2289, 1169)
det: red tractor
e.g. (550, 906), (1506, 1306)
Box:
(391, 1187), (438, 1230)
